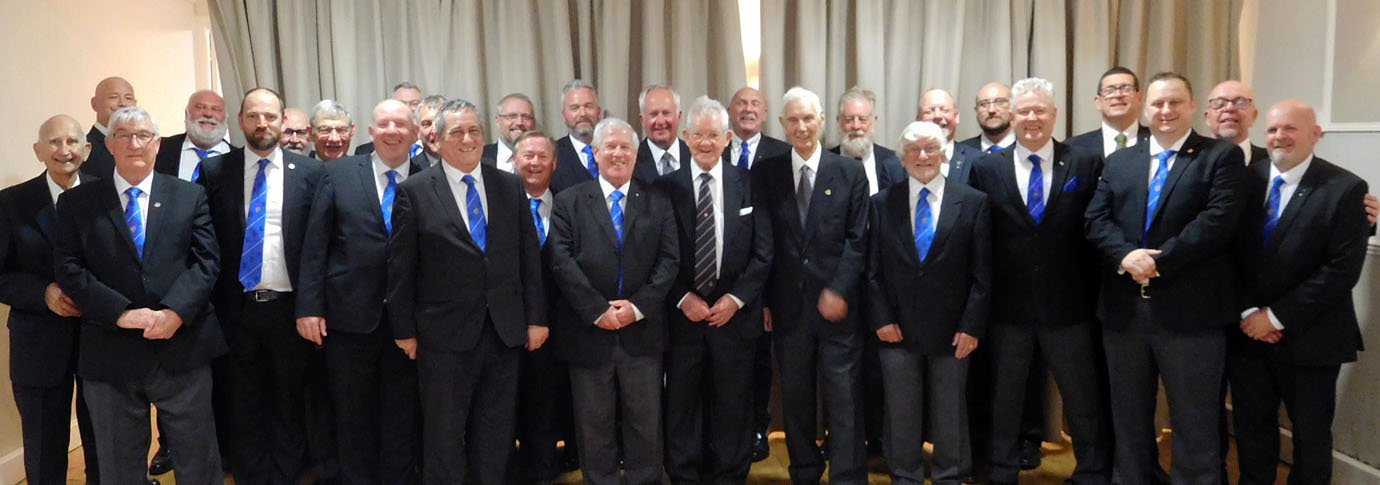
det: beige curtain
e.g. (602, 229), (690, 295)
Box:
(761, 0), (1248, 148)
(209, 0), (745, 150)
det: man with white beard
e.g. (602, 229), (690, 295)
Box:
(828, 86), (905, 196)
(155, 90), (233, 182)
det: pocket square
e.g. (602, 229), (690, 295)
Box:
(739, 206), (753, 216)
(1062, 175), (1082, 192)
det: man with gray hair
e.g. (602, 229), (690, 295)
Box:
(483, 93), (537, 173)
(551, 79), (605, 192)
(753, 86), (870, 482)
(636, 84), (691, 183)
(967, 77), (1111, 484)
(354, 82), (425, 156)
(657, 96), (771, 482)
(309, 99), (356, 162)
(155, 90), (233, 182)
(917, 88), (981, 184)
(829, 87), (905, 196)
(280, 108), (313, 157)
(412, 94), (448, 168)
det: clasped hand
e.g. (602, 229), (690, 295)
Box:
(116, 308), (184, 340)
(1121, 248), (1162, 284)
(596, 300), (638, 330)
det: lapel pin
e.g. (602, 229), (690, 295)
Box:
(825, 189), (832, 196)
(1057, 160), (1065, 166)
(1186, 148), (1195, 154)
(288, 163), (296, 170)
(153, 202), (161, 208)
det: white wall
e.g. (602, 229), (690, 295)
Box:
(0, 1), (213, 483)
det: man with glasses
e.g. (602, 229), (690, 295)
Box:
(280, 108), (312, 157)
(308, 100), (356, 163)
(830, 86), (904, 196)
(1069, 67), (1151, 158)
(484, 93), (538, 173)
(916, 89), (979, 184)
(960, 82), (1016, 154)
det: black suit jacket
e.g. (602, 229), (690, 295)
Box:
(1066, 125), (1152, 159)
(1249, 144), (1269, 165)
(865, 179), (991, 355)
(82, 126), (115, 179)
(828, 143), (905, 191)
(947, 141), (980, 185)
(154, 133), (188, 177)
(655, 163), (772, 341)
(198, 149), (325, 325)
(634, 139), (692, 186)
(1084, 131), (1247, 331)
(1233, 157), (1369, 365)
(0, 174), (85, 386)
(751, 149), (870, 335)
(54, 173), (225, 382)
(719, 134), (792, 170)
(549, 178), (679, 366)
(959, 134), (1015, 153)
(297, 155), (423, 334)
(551, 135), (594, 193)
(968, 142), (1103, 328)
(354, 141), (375, 156)
(386, 163), (546, 352)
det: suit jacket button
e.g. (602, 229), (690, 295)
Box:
(803, 258), (809, 265)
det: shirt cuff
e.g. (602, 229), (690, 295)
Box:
(631, 303), (644, 321)
(1265, 308), (1284, 330)
(727, 293), (745, 308)
(676, 292), (691, 309)
(1240, 307), (1258, 320)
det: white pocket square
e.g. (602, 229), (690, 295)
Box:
(739, 207), (753, 216)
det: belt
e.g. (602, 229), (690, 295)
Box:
(1139, 283), (1151, 299)
(244, 289), (290, 303)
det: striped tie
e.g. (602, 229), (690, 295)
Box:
(914, 187), (934, 262)
(462, 174), (486, 251)
(610, 190), (625, 295)
(238, 159), (269, 289)
(1027, 154), (1045, 224)
(1262, 175), (1285, 242)
(1144, 150), (1174, 244)
(693, 173), (717, 296)
(124, 187), (145, 259)
(381, 170), (398, 234)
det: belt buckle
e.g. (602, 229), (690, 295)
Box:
(1139, 284), (1150, 299)
(250, 290), (272, 302)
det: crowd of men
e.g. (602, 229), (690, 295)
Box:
(4, 68), (1378, 485)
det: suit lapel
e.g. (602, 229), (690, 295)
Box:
(802, 158), (836, 247)
(1150, 134), (1202, 224)
(587, 187), (621, 250)
(22, 175), (57, 243)
(1265, 163), (1318, 253)
(622, 181), (645, 245)
(722, 167), (743, 245)
(1126, 144), (1152, 235)
(773, 158), (805, 240)
(995, 151), (1033, 228)
(355, 158), (386, 229)
(228, 151), (248, 228)
(671, 169), (695, 241)
(887, 185), (918, 266)
(100, 180), (141, 261)
(428, 169), (481, 253)
(141, 175), (171, 266)
(1043, 144), (1074, 214)
(928, 183), (962, 263)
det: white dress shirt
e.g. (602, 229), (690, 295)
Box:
(647, 139), (683, 175)
(114, 172), (153, 231)
(1101, 121), (1142, 157)
(529, 188), (553, 233)
(46, 172), (80, 205)
(441, 162), (489, 227)
(243, 147), (292, 291)
(93, 122), (109, 136)
(178, 137), (231, 181)
(1014, 141), (1056, 206)
(1146, 132), (1190, 184)
(495, 142), (516, 173)
(674, 163), (747, 309)
(861, 147), (880, 195)
(909, 174), (945, 233)
(371, 153), (410, 203)
(790, 145), (821, 189)
(940, 139), (956, 178)
(597, 176), (644, 322)
(980, 131), (1017, 152)
(1237, 139), (1255, 165)
(1240, 155), (1313, 331)
(730, 132), (763, 169)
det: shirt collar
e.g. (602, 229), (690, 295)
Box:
(984, 131), (1016, 150)
(113, 170), (154, 199)
(1269, 155), (1313, 185)
(182, 136), (230, 153)
(1101, 121), (1140, 140)
(790, 144), (821, 175)
(1014, 140), (1055, 164)
(909, 172), (946, 199)
(569, 135), (590, 154)
(497, 142), (514, 163)
(1148, 131), (1191, 158)
(647, 139), (682, 165)
(1237, 139), (1254, 165)
(93, 122), (109, 136)
(371, 152), (409, 183)
(689, 159), (723, 182)
(530, 188), (553, 205)
(942, 139), (955, 161)
(244, 146), (283, 170)
(598, 176), (631, 200)
(46, 172), (80, 205)
(441, 161), (484, 188)
(732, 131), (762, 146)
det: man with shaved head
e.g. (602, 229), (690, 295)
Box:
(354, 82), (424, 156)
(960, 82), (1016, 153)
(280, 108), (312, 157)
(84, 76), (137, 178)
(155, 90), (233, 182)
(1229, 99), (1370, 484)
(917, 88), (980, 183)
(2, 114), (105, 485)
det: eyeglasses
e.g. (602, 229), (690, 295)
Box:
(1208, 97), (1253, 110)
(283, 129), (310, 137)
(920, 106), (953, 116)
(498, 113), (536, 122)
(112, 131), (156, 144)
(686, 131), (724, 142)
(1099, 84), (1137, 96)
(315, 126), (351, 136)
(976, 98), (1010, 110)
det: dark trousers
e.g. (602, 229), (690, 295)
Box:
(988, 322), (1111, 484)
(750, 332), (774, 433)
(418, 324), (518, 484)
(13, 377), (99, 485)
(327, 325), (420, 485)
(569, 342), (664, 485)
(1102, 301), (1224, 485)
(664, 325), (756, 483)
(226, 295), (311, 484)
(305, 346), (339, 481)
(84, 366), (222, 485)
(1227, 337), (1341, 485)
(877, 346), (969, 485)
(775, 327), (865, 483)
(517, 337), (576, 482)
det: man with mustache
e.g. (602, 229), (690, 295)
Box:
(635, 85), (692, 184)
(483, 93), (537, 173)
(830, 86), (905, 196)
(280, 108), (312, 157)
(84, 76), (138, 179)
(412, 95), (448, 168)
(155, 90), (233, 182)
(550, 79), (605, 193)
(308, 99), (356, 163)
(917, 88), (980, 184)
(1068, 67), (1151, 158)
(959, 82), (1016, 154)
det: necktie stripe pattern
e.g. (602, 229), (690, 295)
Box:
(238, 159), (269, 289)
(530, 198), (547, 246)
(1144, 150), (1174, 245)
(610, 190), (625, 295)
(583, 145), (598, 177)
(124, 187), (145, 259)
(914, 187), (934, 262)
(693, 173), (717, 296)
(738, 140), (751, 169)
(1027, 154), (1045, 224)
(382, 170), (398, 234)
(1262, 175), (1285, 242)
(462, 174), (486, 251)
(796, 165), (813, 228)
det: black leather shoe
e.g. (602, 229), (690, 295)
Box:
(751, 431), (770, 462)
(1018, 439), (1041, 470)
(148, 445), (174, 475)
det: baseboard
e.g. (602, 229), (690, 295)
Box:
(0, 417), (83, 485)
(1279, 427), (1380, 484)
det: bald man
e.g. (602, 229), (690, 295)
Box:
(84, 76), (137, 178)
(917, 89), (980, 184)
(959, 82), (1016, 153)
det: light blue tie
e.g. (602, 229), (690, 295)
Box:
(611, 190), (625, 295)
(1144, 150), (1174, 244)
(583, 145), (598, 178)
(238, 159), (269, 289)
(461, 174), (487, 251)
(738, 140), (751, 170)
(124, 187), (145, 260)
(530, 198), (547, 247)
(914, 187), (934, 262)
(1262, 175), (1285, 242)
(381, 170), (398, 234)
(1027, 154), (1045, 224)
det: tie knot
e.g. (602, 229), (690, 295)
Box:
(583, 145), (595, 157)
(1271, 175), (1285, 188)
(125, 186), (142, 198)
(1115, 133), (1127, 142)
(258, 158), (271, 170)
(699, 172), (713, 183)
(530, 197), (541, 210)
(1155, 150), (1175, 164)
(988, 145), (1002, 153)
(461, 174), (476, 186)
(386, 170), (399, 183)
(194, 147), (214, 160)
(919, 187), (931, 200)
(801, 165), (812, 177)
(611, 190), (624, 203)
(1027, 154), (1040, 164)
(741, 140), (750, 149)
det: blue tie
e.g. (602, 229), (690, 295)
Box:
(1262, 175), (1285, 242)
(914, 187), (934, 262)
(530, 198), (547, 246)
(192, 148), (213, 182)
(1027, 154), (1045, 224)
(381, 170), (398, 234)
(409, 142), (423, 158)
(1144, 150), (1174, 244)
(986, 145), (1002, 154)
(737, 140), (751, 170)
(124, 187), (145, 260)
(583, 145), (598, 178)
(238, 159), (269, 289)
(462, 174), (487, 251)
(610, 190), (625, 295)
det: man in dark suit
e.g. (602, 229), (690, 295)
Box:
(866, 120), (990, 485)
(549, 117), (679, 485)
(295, 99), (423, 483)
(3, 115), (102, 485)
(83, 76), (137, 179)
(1203, 80), (1268, 165)
(917, 88), (980, 184)
(1067, 67), (1151, 158)
(968, 78), (1111, 485)
(634, 85), (692, 185)
(830, 86), (904, 196)
(199, 87), (327, 484)
(54, 106), (226, 484)
(658, 97), (772, 482)
(1229, 100), (1370, 485)
(482, 93), (536, 172)
(354, 82), (423, 156)
(1084, 72), (1248, 484)
(306, 99), (357, 163)
(721, 86), (791, 460)
(408, 95), (447, 168)
(155, 90), (232, 183)
(550, 79), (605, 193)
(959, 82), (1016, 154)
(752, 87), (869, 482)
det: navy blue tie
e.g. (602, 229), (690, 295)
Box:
(737, 140), (751, 170)
(1144, 150), (1174, 244)
(914, 187), (934, 262)
(1262, 175), (1285, 242)
(192, 147), (213, 182)
(238, 159), (269, 289)
(409, 142), (423, 158)
(583, 145), (598, 178)
(530, 198), (547, 246)
(381, 170), (398, 234)
(462, 174), (486, 251)
(124, 187), (145, 259)
(611, 190), (625, 295)
(1027, 154), (1045, 224)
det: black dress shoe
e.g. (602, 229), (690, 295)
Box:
(1018, 439), (1041, 470)
(146, 478), (161, 485)
(751, 432), (770, 462)
(148, 445), (174, 475)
